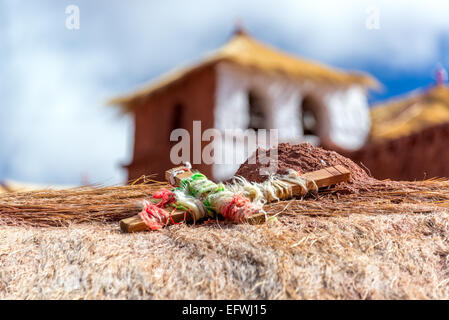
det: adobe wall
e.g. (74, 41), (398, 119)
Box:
(126, 65), (216, 182)
(323, 86), (371, 151)
(344, 122), (449, 181)
(212, 62), (304, 180)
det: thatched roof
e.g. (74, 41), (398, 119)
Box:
(370, 84), (449, 141)
(109, 30), (379, 111)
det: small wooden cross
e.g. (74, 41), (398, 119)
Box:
(120, 165), (351, 233)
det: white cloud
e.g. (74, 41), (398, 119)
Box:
(1, 0), (449, 184)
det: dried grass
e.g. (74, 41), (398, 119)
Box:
(1, 178), (449, 299)
(0, 181), (166, 227)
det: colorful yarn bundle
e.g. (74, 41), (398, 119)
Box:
(227, 170), (318, 205)
(221, 195), (261, 223)
(179, 173), (224, 197)
(153, 189), (176, 207)
(138, 199), (171, 231)
(180, 172), (264, 223)
(138, 188), (207, 230)
(179, 173), (225, 215)
(139, 170), (265, 229)
(207, 192), (262, 223)
(171, 189), (208, 221)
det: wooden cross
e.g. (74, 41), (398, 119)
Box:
(120, 165), (351, 233)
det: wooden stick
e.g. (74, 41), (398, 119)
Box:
(302, 165), (351, 188)
(120, 206), (264, 232)
(279, 165), (351, 198)
(120, 209), (190, 233)
(165, 166), (193, 186)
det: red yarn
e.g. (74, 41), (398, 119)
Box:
(139, 189), (182, 230)
(167, 203), (190, 226)
(138, 200), (169, 230)
(153, 189), (176, 208)
(140, 187), (259, 229)
(220, 194), (260, 223)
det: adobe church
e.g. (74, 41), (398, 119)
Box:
(110, 28), (378, 181)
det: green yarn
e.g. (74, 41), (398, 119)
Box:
(178, 173), (232, 217)
(169, 202), (189, 212)
(215, 183), (226, 192)
(180, 173), (208, 196)
(191, 173), (206, 180)
(180, 173), (221, 198)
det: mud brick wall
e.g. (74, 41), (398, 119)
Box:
(126, 65), (216, 182)
(346, 122), (449, 181)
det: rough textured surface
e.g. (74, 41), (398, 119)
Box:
(1, 208), (449, 299)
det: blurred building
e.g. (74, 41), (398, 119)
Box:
(111, 28), (378, 181)
(348, 83), (449, 180)
(0, 180), (70, 194)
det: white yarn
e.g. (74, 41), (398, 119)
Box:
(281, 170), (318, 194)
(227, 176), (265, 204)
(173, 190), (207, 221)
(227, 170), (317, 205)
(184, 161), (192, 170)
(205, 190), (235, 212)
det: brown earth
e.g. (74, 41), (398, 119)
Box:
(235, 142), (381, 192)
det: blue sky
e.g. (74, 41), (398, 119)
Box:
(1, 0), (449, 185)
